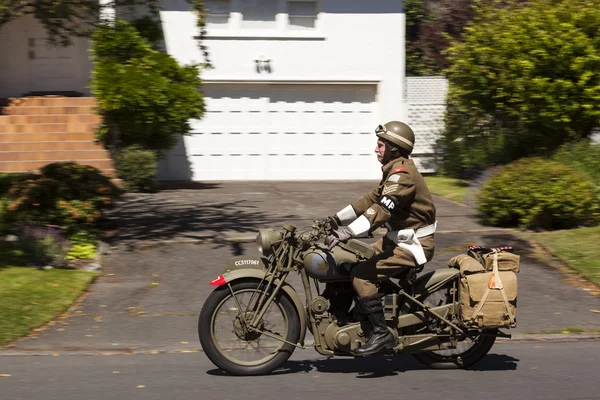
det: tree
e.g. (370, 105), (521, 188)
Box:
(405, 0), (475, 76)
(438, 0), (600, 178)
(405, 0), (529, 76)
(0, 1), (154, 45)
(0, 0), (209, 62)
(90, 20), (206, 153)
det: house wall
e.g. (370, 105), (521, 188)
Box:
(0, 15), (92, 98)
(159, 0), (406, 122)
(157, 0), (408, 180)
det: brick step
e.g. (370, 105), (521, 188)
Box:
(0, 133), (96, 142)
(0, 123), (97, 134)
(0, 160), (115, 173)
(0, 114), (102, 124)
(1, 106), (97, 116)
(6, 97), (97, 107)
(0, 150), (111, 162)
(0, 141), (104, 152)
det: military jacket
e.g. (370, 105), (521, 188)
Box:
(350, 157), (436, 234)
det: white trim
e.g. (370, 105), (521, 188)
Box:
(201, 31), (325, 40)
(202, 78), (381, 85)
(348, 215), (371, 237)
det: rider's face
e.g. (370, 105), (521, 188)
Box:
(375, 139), (387, 164)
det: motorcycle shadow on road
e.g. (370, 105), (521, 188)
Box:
(206, 353), (519, 378)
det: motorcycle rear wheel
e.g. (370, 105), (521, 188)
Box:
(410, 278), (497, 369)
(198, 280), (301, 376)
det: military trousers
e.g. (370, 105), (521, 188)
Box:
(350, 235), (435, 298)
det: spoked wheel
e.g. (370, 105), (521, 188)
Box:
(198, 280), (300, 376)
(410, 279), (497, 369)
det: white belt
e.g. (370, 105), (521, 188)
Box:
(385, 221), (437, 265)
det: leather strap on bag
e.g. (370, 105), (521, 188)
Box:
(470, 250), (514, 324)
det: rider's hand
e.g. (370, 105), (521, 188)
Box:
(325, 226), (354, 249)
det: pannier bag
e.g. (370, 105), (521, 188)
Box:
(449, 246), (520, 328)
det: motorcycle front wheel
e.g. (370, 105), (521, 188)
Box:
(409, 278), (497, 369)
(198, 280), (301, 376)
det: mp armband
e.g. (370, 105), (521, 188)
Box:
(378, 195), (398, 212)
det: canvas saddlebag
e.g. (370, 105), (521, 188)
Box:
(449, 248), (520, 329)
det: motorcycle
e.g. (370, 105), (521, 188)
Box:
(198, 218), (510, 376)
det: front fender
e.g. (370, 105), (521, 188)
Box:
(214, 266), (308, 347)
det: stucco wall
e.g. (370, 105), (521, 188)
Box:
(159, 0), (406, 121)
(0, 15), (92, 98)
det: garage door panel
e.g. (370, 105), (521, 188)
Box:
(170, 83), (379, 180)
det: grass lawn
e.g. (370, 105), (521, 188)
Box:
(424, 176), (471, 204)
(520, 226), (600, 287)
(0, 241), (96, 347)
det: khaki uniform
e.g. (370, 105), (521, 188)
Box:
(348, 156), (436, 297)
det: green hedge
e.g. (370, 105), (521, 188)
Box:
(476, 157), (600, 230)
(2, 162), (122, 229)
(115, 145), (158, 193)
(553, 139), (600, 191)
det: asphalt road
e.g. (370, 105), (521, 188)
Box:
(8, 235), (599, 355)
(2, 340), (599, 400)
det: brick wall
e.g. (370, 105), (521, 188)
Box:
(0, 96), (115, 177)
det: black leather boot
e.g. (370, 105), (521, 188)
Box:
(323, 283), (354, 325)
(354, 294), (396, 357)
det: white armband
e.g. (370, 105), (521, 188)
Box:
(348, 215), (371, 237)
(336, 204), (358, 225)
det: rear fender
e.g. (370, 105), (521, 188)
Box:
(212, 267), (308, 346)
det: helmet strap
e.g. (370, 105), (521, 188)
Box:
(381, 140), (407, 164)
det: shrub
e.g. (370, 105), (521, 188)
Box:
(2, 162), (122, 229)
(90, 19), (205, 153)
(553, 139), (600, 190)
(440, 0), (600, 178)
(476, 158), (600, 230)
(115, 145), (158, 193)
(66, 229), (98, 260)
(18, 225), (71, 268)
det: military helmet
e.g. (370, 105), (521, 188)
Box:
(375, 121), (415, 155)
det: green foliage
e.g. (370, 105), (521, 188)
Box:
(0, 0), (161, 46)
(66, 230), (98, 260)
(90, 19), (206, 153)
(476, 158), (600, 230)
(441, 0), (600, 177)
(18, 225), (71, 268)
(2, 162), (122, 229)
(115, 145), (158, 193)
(189, 0), (212, 68)
(553, 139), (600, 190)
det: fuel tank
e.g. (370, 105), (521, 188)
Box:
(302, 245), (361, 282)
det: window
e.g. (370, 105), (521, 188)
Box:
(288, 1), (317, 30)
(205, 0), (231, 24)
(240, 0), (278, 29)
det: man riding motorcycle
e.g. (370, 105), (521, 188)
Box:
(325, 121), (437, 357)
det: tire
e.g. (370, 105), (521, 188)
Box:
(409, 278), (497, 369)
(198, 280), (301, 376)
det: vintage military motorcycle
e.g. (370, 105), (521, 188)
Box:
(198, 218), (513, 376)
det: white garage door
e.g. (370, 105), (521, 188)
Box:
(159, 83), (381, 181)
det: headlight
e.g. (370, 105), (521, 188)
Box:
(256, 229), (282, 257)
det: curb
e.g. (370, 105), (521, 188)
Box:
(2, 334), (599, 357)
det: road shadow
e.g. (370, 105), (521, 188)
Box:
(206, 353), (519, 377)
(158, 181), (222, 191)
(101, 195), (298, 249)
